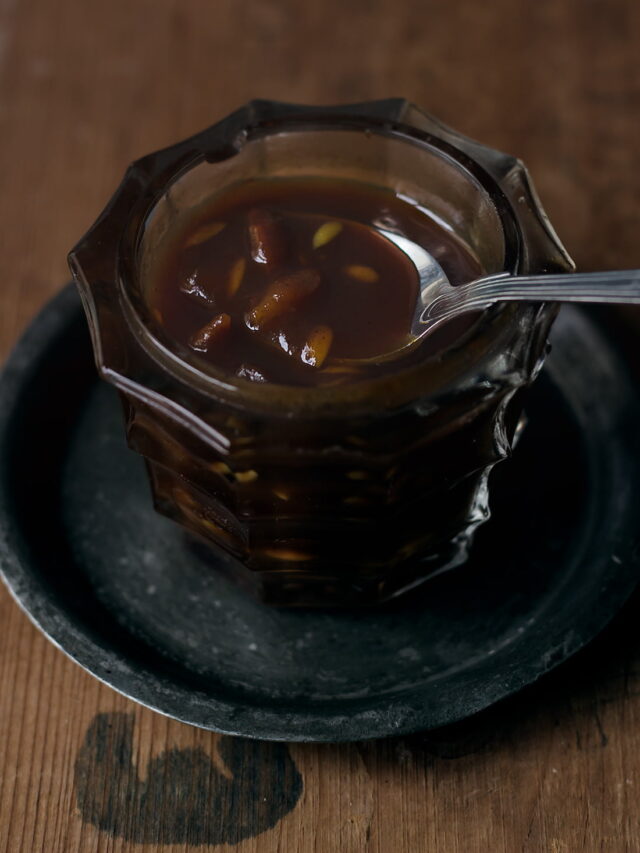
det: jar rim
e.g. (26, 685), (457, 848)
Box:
(116, 115), (526, 415)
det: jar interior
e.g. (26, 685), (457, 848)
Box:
(137, 127), (507, 302)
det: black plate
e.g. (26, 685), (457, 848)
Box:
(1, 285), (639, 742)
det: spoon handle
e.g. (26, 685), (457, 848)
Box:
(427, 269), (640, 321)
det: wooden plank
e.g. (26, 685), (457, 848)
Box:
(1, 0), (640, 850)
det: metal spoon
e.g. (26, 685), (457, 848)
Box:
(367, 229), (640, 362)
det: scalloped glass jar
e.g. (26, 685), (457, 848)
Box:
(69, 99), (573, 607)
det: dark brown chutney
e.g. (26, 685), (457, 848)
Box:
(147, 178), (482, 386)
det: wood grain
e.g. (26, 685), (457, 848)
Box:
(1, 0), (640, 850)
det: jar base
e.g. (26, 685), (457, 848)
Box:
(184, 532), (473, 608)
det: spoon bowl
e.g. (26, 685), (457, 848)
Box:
(357, 229), (640, 365)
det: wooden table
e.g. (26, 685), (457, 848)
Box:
(1, 0), (639, 850)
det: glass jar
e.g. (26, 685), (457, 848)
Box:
(69, 99), (574, 607)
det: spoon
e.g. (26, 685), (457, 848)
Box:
(365, 229), (640, 363)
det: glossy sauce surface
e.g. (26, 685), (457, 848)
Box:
(147, 178), (482, 386)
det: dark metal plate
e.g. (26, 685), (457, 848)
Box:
(1, 285), (639, 742)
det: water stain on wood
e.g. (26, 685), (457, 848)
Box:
(74, 712), (303, 845)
